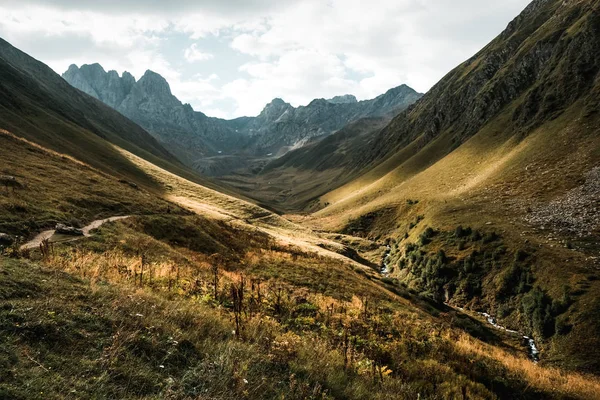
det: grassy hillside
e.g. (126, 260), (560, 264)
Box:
(3, 126), (600, 398)
(0, 130), (182, 238)
(299, 0), (600, 374)
(3, 220), (600, 399)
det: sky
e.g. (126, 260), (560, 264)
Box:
(0, 0), (532, 119)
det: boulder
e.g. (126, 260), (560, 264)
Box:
(0, 175), (23, 189)
(55, 223), (84, 236)
(0, 232), (14, 246)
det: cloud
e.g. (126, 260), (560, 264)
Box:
(0, 0), (532, 119)
(184, 44), (214, 62)
(3, 0), (294, 16)
(220, 49), (358, 116)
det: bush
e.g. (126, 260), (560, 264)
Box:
(496, 261), (532, 298)
(454, 225), (472, 238)
(419, 227), (436, 246)
(482, 232), (498, 244)
(521, 287), (555, 339)
(555, 315), (573, 335)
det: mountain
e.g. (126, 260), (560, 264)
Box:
(327, 94), (358, 104)
(239, 84), (422, 156)
(63, 64), (249, 165)
(63, 65), (422, 175)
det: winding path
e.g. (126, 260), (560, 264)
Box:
(21, 216), (130, 250)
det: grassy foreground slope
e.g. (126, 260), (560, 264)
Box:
(303, 0), (600, 374)
(0, 255), (596, 400)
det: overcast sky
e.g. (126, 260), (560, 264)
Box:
(0, 0), (531, 119)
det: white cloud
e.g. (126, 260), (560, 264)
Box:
(0, 0), (532, 119)
(221, 49), (358, 116)
(183, 43), (214, 62)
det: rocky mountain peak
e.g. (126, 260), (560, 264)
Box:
(61, 64), (99, 99)
(122, 71), (136, 84)
(307, 98), (329, 107)
(327, 94), (358, 104)
(79, 63), (107, 82)
(137, 70), (172, 96)
(266, 98), (288, 107)
(259, 98), (293, 122)
(66, 64), (79, 74)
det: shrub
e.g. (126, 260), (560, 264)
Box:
(555, 315), (573, 335)
(521, 287), (555, 339)
(496, 261), (532, 298)
(482, 232), (498, 244)
(454, 225), (472, 238)
(419, 227), (436, 246)
(470, 230), (481, 241)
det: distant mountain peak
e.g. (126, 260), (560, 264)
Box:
(66, 63), (79, 72)
(327, 94), (358, 104)
(307, 98), (329, 107)
(62, 61), (422, 173)
(267, 98), (289, 107)
(259, 98), (292, 122)
(80, 63), (107, 75)
(137, 70), (173, 97)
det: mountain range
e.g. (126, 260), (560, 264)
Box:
(63, 64), (422, 175)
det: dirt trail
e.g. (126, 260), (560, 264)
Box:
(21, 216), (130, 250)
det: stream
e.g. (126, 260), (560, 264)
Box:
(379, 246), (539, 362)
(381, 245), (392, 275)
(456, 307), (540, 362)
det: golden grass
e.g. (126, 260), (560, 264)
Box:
(0, 128), (98, 172)
(454, 333), (600, 400)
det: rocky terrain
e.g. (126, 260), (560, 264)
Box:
(526, 166), (600, 237)
(63, 65), (422, 175)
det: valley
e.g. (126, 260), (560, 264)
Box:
(1, 0), (600, 398)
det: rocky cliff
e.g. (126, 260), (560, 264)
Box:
(63, 65), (247, 165)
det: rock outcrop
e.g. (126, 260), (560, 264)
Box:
(55, 223), (84, 236)
(0, 233), (14, 246)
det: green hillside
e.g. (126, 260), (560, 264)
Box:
(299, 0), (600, 374)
